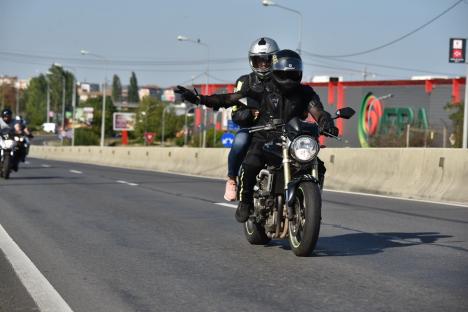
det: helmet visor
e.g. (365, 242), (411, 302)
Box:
(250, 54), (272, 71)
(273, 70), (302, 82)
(272, 57), (303, 72)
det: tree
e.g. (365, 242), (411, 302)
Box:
(134, 97), (187, 145)
(79, 96), (116, 139)
(23, 75), (47, 127)
(128, 71), (139, 103)
(44, 64), (76, 124)
(445, 101), (464, 148)
(112, 74), (122, 102)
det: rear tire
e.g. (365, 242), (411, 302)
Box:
(3, 153), (11, 179)
(243, 220), (271, 245)
(288, 182), (321, 256)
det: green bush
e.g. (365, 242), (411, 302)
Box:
(74, 128), (100, 145)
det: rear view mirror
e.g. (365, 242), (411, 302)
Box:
(335, 107), (355, 119)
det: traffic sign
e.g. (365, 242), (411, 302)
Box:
(221, 132), (235, 148)
(449, 38), (466, 63)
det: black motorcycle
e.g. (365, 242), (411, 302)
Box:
(242, 107), (355, 256)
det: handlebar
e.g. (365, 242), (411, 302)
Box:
(248, 122), (284, 133)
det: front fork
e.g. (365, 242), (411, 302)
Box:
(280, 140), (292, 238)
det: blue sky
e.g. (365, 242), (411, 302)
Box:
(1, 0), (467, 87)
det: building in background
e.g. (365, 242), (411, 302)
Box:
(77, 82), (101, 102)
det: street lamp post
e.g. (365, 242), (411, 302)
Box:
(261, 0), (303, 55)
(177, 35), (210, 147)
(161, 105), (170, 146)
(62, 65), (78, 146)
(45, 71), (52, 124)
(141, 111), (147, 145)
(61, 74), (66, 144)
(80, 49), (108, 147)
(463, 64), (468, 148)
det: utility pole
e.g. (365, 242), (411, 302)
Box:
(463, 64), (468, 148)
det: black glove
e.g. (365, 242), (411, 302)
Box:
(174, 85), (200, 104)
(319, 112), (339, 137)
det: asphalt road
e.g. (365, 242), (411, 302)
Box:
(0, 158), (467, 312)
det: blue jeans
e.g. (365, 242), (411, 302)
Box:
(227, 129), (251, 178)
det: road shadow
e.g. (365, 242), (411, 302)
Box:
(262, 232), (456, 257)
(314, 232), (453, 257)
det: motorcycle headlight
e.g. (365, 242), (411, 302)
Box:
(289, 135), (319, 163)
(4, 140), (14, 149)
(14, 136), (19, 141)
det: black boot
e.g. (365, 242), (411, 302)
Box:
(235, 202), (252, 223)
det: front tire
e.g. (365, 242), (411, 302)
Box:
(288, 182), (321, 256)
(243, 220), (271, 245)
(3, 153), (11, 179)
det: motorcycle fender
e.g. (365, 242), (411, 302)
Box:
(286, 174), (319, 209)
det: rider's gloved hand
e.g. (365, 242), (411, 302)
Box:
(319, 112), (339, 137)
(174, 85), (200, 104)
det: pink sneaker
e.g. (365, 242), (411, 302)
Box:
(224, 179), (237, 201)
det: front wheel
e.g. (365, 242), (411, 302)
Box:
(3, 153), (11, 179)
(243, 220), (271, 245)
(288, 182), (321, 256)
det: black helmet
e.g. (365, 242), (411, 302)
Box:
(271, 49), (303, 91)
(1, 108), (12, 121)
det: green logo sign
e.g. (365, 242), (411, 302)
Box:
(358, 92), (429, 147)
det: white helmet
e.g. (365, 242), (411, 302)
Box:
(248, 37), (279, 79)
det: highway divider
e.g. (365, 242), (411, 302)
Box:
(30, 146), (468, 204)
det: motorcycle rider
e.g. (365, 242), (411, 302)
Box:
(235, 49), (338, 223)
(0, 108), (14, 129)
(175, 37), (280, 201)
(14, 115), (32, 162)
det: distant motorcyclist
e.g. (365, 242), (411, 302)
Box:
(175, 37), (280, 201)
(14, 115), (32, 162)
(0, 108), (14, 129)
(235, 49), (338, 222)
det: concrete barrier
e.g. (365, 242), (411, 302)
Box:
(30, 146), (468, 204)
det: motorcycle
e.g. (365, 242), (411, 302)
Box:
(242, 106), (355, 256)
(0, 127), (18, 179)
(14, 132), (31, 164)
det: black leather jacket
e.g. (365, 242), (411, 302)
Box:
(252, 81), (329, 141)
(200, 72), (268, 128)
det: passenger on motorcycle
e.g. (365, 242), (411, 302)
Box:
(175, 37), (279, 202)
(235, 49), (338, 223)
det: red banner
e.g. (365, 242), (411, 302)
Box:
(425, 80), (433, 94)
(195, 107), (202, 127)
(328, 81), (336, 105)
(336, 82), (345, 136)
(452, 79), (461, 103)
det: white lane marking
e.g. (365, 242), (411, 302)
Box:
(116, 180), (139, 186)
(41, 164), (51, 168)
(69, 170), (82, 174)
(25, 161), (31, 165)
(323, 189), (468, 208)
(0, 224), (74, 312)
(215, 202), (237, 209)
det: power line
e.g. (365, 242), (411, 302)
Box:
(0, 56), (246, 73)
(306, 0), (464, 58)
(0, 51), (245, 66)
(301, 51), (458, 76)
